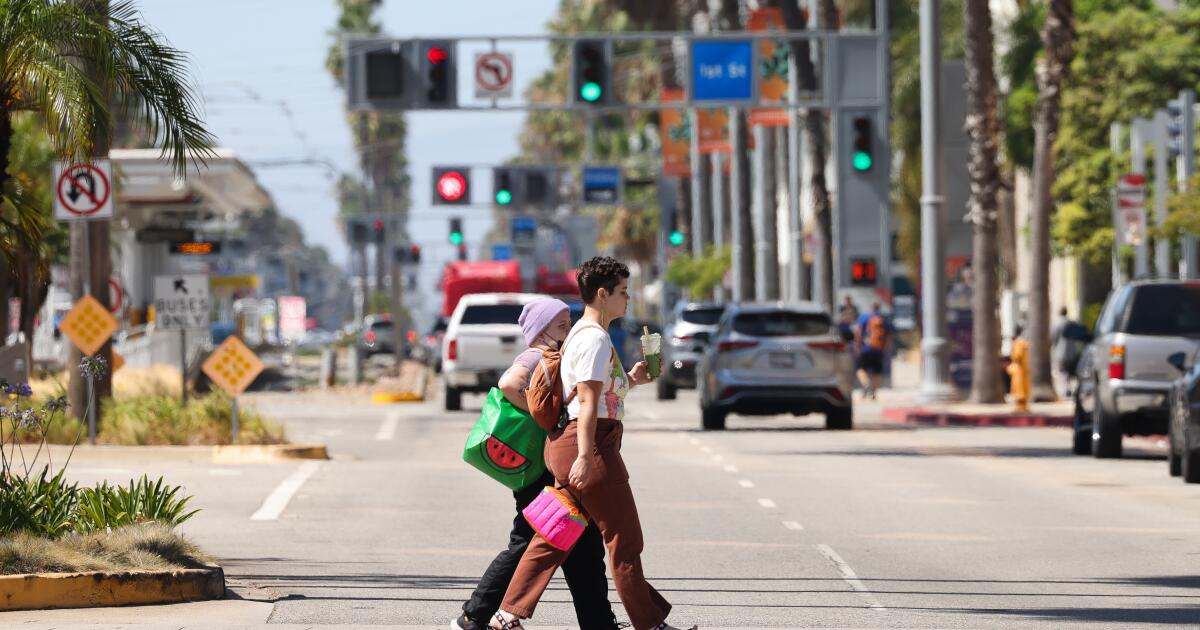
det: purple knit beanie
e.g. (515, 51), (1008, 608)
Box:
(519, 298), (570, 346)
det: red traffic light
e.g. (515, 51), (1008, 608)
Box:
(851, 257), (877, 286)
(427, 46), (448, 64)
(437, 170), (467, 202)
(374, 219), (385, 231)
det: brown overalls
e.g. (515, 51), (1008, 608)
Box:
(501, 417), (672, 630)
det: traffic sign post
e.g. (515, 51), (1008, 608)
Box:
(201, 336), (264, 444)
(154, 274), (211, 404)
(1115, 173), (1148, 248)
(54, 160), (114, 221)
(475, 51), (514, 99)
(59, 295), (118, 446)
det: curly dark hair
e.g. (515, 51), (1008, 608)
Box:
(577, 256), (630, 303)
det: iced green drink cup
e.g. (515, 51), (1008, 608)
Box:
(641, 327), (662, 379)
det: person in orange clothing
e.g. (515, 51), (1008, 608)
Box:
(1008, 325), (1030, 412)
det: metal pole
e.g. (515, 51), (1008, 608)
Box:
(86, 376), (96, 446)
(711, 152), (727, 302)
(584, 109), (595, 162)
(787, 77), (806, 302)
(231, 396), (239, 445)
(1178, 90), (1197, 278)
(752, 124), (770, 301)
(689, 108), (706, 258)
(179, 329), (187, 404)
(917, 0), (957, 403)
(1131, 117), (1150, 279)
(729, 108), (746, 302)
(1110, 123), (1124, 288)
(1154, 110), (1171, 278)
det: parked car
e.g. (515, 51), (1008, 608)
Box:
(360, 314), (398, 357)
(658, 302), (726, 400)
(442, 293), (539, 411)
(424, 316), (449, 373)
(697, 302), (855, 431)
(1072, 281), (1200, 458)
(1166, 350), (1200, 482)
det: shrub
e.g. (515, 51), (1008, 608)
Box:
(0, 468), (80, 539)
(100, 391), (286, 446)
(0, 522), (211, 575)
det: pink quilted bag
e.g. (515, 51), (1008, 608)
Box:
(523, 486), (588, 551)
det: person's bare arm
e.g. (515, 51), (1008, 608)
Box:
(498, 366), (531, 411)
(568, 380), (603, 489)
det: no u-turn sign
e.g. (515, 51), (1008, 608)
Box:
(54, 160), (114, 221)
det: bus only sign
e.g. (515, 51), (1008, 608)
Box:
(153, 274), (211, 330)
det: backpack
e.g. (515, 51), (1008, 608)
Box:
(866, 314), (887, 350)
(526, 321), (605, 433)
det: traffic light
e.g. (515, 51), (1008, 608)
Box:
(850, 257), (878, 286)
(347, 218), (368, 245)
(494, 168), (514, 206)
(573, 40), (610, 105)
(524, 169), (551, 207)
(851, 116), (873, 172)
(1167, 90), (1195, 160)
(433, 166), (471, 205)
(669, 230), (685, 247)
(457, 242), (468, 261)
(409, 244), (421, 264)
(449, 217), (464, 246)
(373, 219), (385, 244)
(364, 45), (406, 100)
(420, 39), (456, 107)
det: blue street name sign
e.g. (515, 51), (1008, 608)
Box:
(691, 40), (754, 103)
(511, 216), (536, 244)
(491, 243), (513, 261)
(582, 166), (621, 204)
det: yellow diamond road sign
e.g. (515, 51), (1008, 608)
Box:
(202, 336), (263, 397)
(60, 295), (118, 356)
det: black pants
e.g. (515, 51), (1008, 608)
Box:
(463, 470), (618, 629)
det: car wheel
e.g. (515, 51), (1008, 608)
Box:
(701, 405), (726, 431)
(1183, 427), (1200, 484)
(1168, 423), (1182, 477)
(444, 385), (462, 411)
(1071, 390), (1092, 455)
(1091, 398), (1122, 459)
(657, 376), (677, 400)
(825, 406), (853, 430)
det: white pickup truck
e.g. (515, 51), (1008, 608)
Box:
(441, 293), (541, 411)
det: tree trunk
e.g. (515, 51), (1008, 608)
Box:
(963, 0), (1004, 404)
(0, 256), (10, 343)
(0, 108), (10, 195)
(1029, 0), (1076, 402)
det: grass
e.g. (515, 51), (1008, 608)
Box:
(0, 522), (212, 575)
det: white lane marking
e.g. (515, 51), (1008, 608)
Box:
(724, 464), (740, 473)
(783, 520), (804, 531)
(738, 479), (755, 488)
(816, 544), (886, 610)
(375, 411), (400, 441)
(700, 446), (713, 454)
(688, 437), (701, 446)
(251, 462), (323, 521)
(642, 410), (661, 421)
(711, 454), (725, 462)
(757, 498), (777, 508)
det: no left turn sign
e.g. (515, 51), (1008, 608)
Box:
(475, 51), (513, 99)
(54, 160), (113, 221)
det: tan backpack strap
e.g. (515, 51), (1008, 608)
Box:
(560, 320), (608, 404)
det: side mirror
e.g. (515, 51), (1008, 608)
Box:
(1167, 351), (1188, 374)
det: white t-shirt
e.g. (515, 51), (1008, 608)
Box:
(561, 321), (628, 421)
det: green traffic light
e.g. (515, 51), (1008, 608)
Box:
(852, 151), (873, 172)
(449, 232), (463, 245)
(495, 190), (513, 205)
(669, 230), (685, 247)
(580, 82), (602, 103)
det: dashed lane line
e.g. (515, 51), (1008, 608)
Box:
(757, 498), (777, 509)
(783, 520), (804, 531)
(816, 543), (887, 610)
(724, 464), (739, 473)
(251, 461), (323, 521)
(375, 411), (401, 441)
(739, 479), (756, 488)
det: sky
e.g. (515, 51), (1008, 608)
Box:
(134, 0), (561, 295)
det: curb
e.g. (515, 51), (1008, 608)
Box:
(883, 406), (1074, 428)
(211, 443), (329, 463)
(371, 391), (423, 403)
(0, 565), (224, 611)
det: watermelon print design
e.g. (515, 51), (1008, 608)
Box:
(482, 434), (530, 473)
(603, 353), (629, 420)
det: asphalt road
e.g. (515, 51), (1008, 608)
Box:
(3, 383), (1198, 629)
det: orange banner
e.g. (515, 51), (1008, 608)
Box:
(749, 7), (790, 127)
(659, 88), (691, 177)
(698, 108), (731, 154)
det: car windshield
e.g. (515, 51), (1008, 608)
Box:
(370, 321), (394, 330)
(460, 304), (526, 325)
(733, 311), (831, 337)
(1125, 285), (1200, 336)
(680, 307), (724, 326)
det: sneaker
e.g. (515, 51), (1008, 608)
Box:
(451, 613), (481, 630)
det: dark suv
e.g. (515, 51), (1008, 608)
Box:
(1073, 281), (1200, 458)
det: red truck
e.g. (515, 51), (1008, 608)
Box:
(440, 260), (523, 317)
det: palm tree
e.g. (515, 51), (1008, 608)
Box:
(1028, 0), (1075, 401)
(1, 0), (214, 419)
(963, 0), (1004, 403)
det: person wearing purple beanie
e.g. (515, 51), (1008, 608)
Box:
(452, 298), (623, 630)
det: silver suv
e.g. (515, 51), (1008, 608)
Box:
(697, 302), (855, 431)
(1073, 281), (1200, 457)
(657, 302), (726, 400)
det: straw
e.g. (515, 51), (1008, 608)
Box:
(643, 325), (650, 338)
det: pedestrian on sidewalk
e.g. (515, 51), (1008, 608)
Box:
(490, 256), (697, 630)
(854, 302), (893, 400)
(1051, 307), (1089, 397)
(453, 297), (623, 630)
(1008, 325), (1031, 413)
(837, 296), (859, 344)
